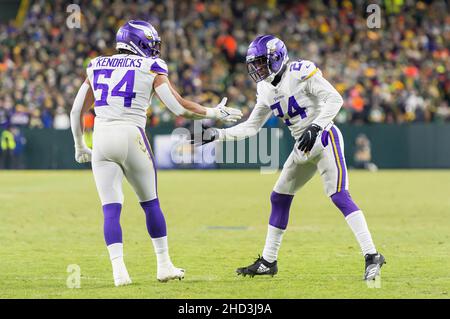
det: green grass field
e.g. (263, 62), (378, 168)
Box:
(0, 170), (449, 298)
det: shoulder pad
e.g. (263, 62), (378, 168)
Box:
(288, 60), (320, 81)
(149, 58), (168, 75)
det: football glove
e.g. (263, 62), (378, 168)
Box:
(190, 125), (220, 146)
(75, 144), (92, 163)
(297, 123), (322, 153)
(208, 97), (243, 123)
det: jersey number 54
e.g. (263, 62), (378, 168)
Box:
(93, 69), (137, 107)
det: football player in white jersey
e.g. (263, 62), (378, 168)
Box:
(70, 20), (242, 286)
(198, 35), (385, 281)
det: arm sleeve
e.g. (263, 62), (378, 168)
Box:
(218, 101), (272, 141)
(155, 83), (188, 116)
(70, 82), (90, 148)
(154, 82), (206, 119)
(305, 73), (344, 129)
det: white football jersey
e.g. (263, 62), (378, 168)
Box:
(86, 53), (168, 128)
(219, 59), (343, 141)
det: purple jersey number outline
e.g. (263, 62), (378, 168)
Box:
(93, 69), (136, 107)
(111, 70), (136, 107)
(289, 61), (303, 71)
(270, 96), (307, 126)
(93, 69), (113, 106)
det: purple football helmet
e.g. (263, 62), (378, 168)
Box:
(246, 35), (289, 83)
(116, 20), (161, 58)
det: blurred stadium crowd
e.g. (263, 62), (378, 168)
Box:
(0, 0), (449, 132)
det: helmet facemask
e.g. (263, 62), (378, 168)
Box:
(247, 56), (271, 83)
(141, 38), (161, 58)
(151, 40), (161, 57)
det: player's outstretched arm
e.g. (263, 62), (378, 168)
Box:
(192, 102), (272, 145)
(153, 74), (242, 123)
(70, 78), (95, 163)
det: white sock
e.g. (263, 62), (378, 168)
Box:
(345, 210), (377, 256)
(107, 242), (123, 262)
(262, 225), (285, 263)
(107, 243), (128, 277)
(152, 236), (171, 267)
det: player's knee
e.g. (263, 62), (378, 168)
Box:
(269, 191), (294, 230)
(102, 203), (122, 245)
(140, 198), (167, 238)
(99, 192), (124, 207)
(140, 198), (161, 211)
(330, 190), (360, 217)
(102, 203), (122, 220)
(140, 198), (164, 220)
(270, 191), (293, 206)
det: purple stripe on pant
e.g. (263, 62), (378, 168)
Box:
(137, 126), (158, 194)
(321, 130), (329, 147)
(330, 126), (347, 192)
(141, 198), (167, 238)
(269, 191), (294, 230)
(103, 203), (123, 245)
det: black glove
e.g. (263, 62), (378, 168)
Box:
(190, 125), (219, 146)
(297, 124), (322, 152)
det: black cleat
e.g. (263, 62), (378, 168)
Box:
(236, 255), (278, 277)
(364, 253), (386, 281)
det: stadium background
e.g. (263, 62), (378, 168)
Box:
(0, 0), (449, 169)
(1, 0), (450, 300)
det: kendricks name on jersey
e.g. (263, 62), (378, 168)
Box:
(94, 56), (143, 68)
